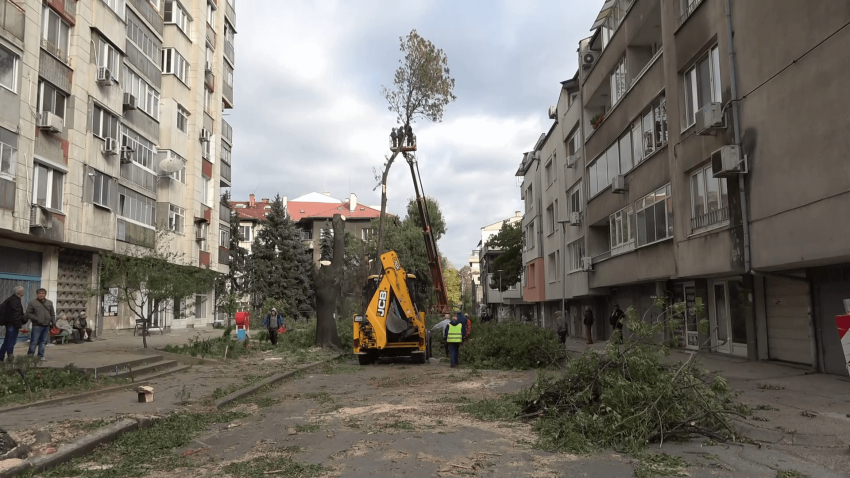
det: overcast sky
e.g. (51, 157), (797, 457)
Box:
(227, 0), (600, 269)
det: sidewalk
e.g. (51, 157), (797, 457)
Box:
(562, 337), (850, 449)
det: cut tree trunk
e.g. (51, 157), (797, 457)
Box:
(315, 214), (345, 349)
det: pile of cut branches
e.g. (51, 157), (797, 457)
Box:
(461, 320), (564, 370)
(516, 302), (746, 454)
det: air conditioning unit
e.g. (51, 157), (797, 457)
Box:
(96, 66), (112, 86)
(711, 145), (746, 178)
(548, 105), (557, 119)
(102, 137), (119, 156)
(120, 146), (134, 163)
(37, 112), (63, 134)
(570, 211), (581, 226)
(205, 61), (213, 73)
(123, 93), (137, 110)
(611, 175), (627, 193)
(29, 204), (52, 229)
(581, 256), (593, 272)
(531, 151), (540, 162)
(195, 226), (206, 241)
(199, 128), (211, 142)
(566, 154), (577, 169)
(581, 51), (599, 69)
(695, 102), (723, 135)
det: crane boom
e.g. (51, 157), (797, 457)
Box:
(406, 154), (450, 314)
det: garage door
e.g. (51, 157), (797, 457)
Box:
(765, 275), (812, 365)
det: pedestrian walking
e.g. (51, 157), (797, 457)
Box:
(583, 306), (594, 345)
(72, 312), (93, 343)
(262, 308), (285, 346)
(609, 304), (625, 344)
(556, 311), (568, 344)
(0, 286), (25, 361)
(26, 288), (55, 360)
(443, 314), (466, 368)
(457, 311), (471, 343)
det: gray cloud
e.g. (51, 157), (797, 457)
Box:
(228, 0), (599, 268)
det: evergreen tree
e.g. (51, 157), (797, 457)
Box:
(319, 219), (334, 261)
(215, 191), (248, 325)
(247, 195), (315, 320)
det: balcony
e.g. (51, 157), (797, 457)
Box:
(220, 160), (231, 186)
(224, 37), (235, 65)
(221, 119), (233, 145)
(205, 25), (216, 49)
(204, 70), (215, 91)
(218, 247), (229, 265)
(691, 206), (729, 232)
(219, 202), (231, 222)
(225, 0), (235, 26)
(0, 0), (24, 42)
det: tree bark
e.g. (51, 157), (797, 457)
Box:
(315, 214), (345, 349)
(374, 130), (405, 274)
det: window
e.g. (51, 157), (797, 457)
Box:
(361, 228), (375, 241)
(202, 177), (210, 206)
(38, 81), (67, 122)
(690, 164), (729, 231)
(527, 263), (536, 288)
(641, 95), (668, 156)
(98, 38), (121, 79)
(525, 222), (535, 251)
(194, 294), (207, 319)
(126, 17), (159, 64)
(0, 128), (17, 178)
(203, 132), (215, 160)
(545, 158), (553, 187)
(588, 141), (620, 198)
(566, 128), (581, 157)
(123, 69), (160, 119)
(219, 225), (230, 247)
(568, 183), (581, 215)
(568, 239), (585, 272)
(610, 56), (628, 105)
(118, 186), (155, 227)
(163, 1), (190, 34)
(618, 130), (632, 175)
(206, 2), (216, 30)
(161, 48), (189, 84)
(239, 225), (252, 242)
(197, 223), (209, 251)
(150, 0), (160, 9)
(203, 86), (212, 113)
(42, 7), (70, 61)
(684, 45), (721, 127)
(121, 127), (157, 170)
(91, 169), (111, 208)
(224, 21), (235, 59)
(174, 104), (189, 133)
(546, 203), (555, 234)
(547, 252), (558, 283)
(102, 0), (125, 15)
(0, 46), (19, 93)
(168, 204), (185, 233)
(220, 144), (231, 164)
(205, 46), (213, 70)
(525, 184), (533, 211)
(609, 205), (635, 255)
(92, 104), (119, 141)
(32, 162), (64, 211)
(636, 184), (673, 247)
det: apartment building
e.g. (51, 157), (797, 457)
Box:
(0, 0), (237, 332)
(467, 246), (480, 313)
(476, 211), (525, 321)
(232, 192), (382, 264)
(518, 0), (850, 376)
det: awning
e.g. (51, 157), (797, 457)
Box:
(590, 0), (616, 30)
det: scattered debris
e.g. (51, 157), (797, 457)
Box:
(137, 385), (155, 403)
(800, 410), (817, 418)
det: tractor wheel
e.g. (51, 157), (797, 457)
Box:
(411, 351), (426, 365)
(357, 354), (372, 366)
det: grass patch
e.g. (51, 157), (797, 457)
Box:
(304, 391), (333, 404)
(380, 420), (415, 431)
(0, 356), (127, 407)
(459, 396), (522, 422)
(31, 410), (246, 477)
(757, 383), (785, 391)
(222, 454), (326, 478)
(775, 471), (807, 478)
(294, 423), (321, 433)
(634, 453), (688, 478)
(78, 418), (118, 431)
(433, 395), (472, 404)
(374, 375), (419, 388)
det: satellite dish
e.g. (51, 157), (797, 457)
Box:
(159, 155), (183, 173)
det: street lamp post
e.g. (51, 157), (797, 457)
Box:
(497, 269), (503, 321)
(557, 220), (570, 337)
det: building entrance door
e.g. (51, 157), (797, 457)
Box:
(709, 279), (747, 357)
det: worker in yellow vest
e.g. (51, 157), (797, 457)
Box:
(443, 314), (466, 368)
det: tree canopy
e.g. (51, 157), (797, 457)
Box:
(247, 195), (315, 320)
(487, 221), (523, 291)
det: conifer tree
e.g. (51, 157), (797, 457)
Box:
(248, 195), (315, 320)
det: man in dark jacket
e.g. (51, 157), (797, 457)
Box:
(609, 304), (626, 344)
(262, 308), (285, 346)
(583, 306), (594, 345)
(443, 314), (466, 368)
(26, 288), (55, 360)
(0, 287), (25, 361)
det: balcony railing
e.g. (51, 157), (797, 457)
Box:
(691, 206), (729, 232)
(120, 161), (157, 192)
(224, 38), (235, 64)
(678, 0), (704, 27)
(0, 0), (24, 41)
(300, 230), (312, 240)
(220, 160), (231, 184)
(218, 247), (229, 265)
(222, 119), (233, 144)
(219, 203), (231, 222)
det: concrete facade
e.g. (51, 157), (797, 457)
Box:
(0, 0), (238, 333)
(512, 0), (850, 375)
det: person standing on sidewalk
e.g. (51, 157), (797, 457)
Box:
(26, 288), (55, 360)
(609, 304), (625, 344)
(583, 306), (594, 345)
(0, 286), (25, 361)
(444, 314), (466, 368)
(262, 308), (285, 346)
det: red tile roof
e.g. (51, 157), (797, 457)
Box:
(231, 200), (385, 223)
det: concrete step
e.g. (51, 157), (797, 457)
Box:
(108, 359), (178, 380)
(138, 364), (192, 381)
(87, 355), (164, 376)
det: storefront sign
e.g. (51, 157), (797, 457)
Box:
(103, 288), (119, 316)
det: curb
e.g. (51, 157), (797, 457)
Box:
(214, 354), (343, 409)
(732, 418), (850, 448)
(0, 381), (151, 414)
(0, 418), (154, 478)
(145, 348), (225, 365)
